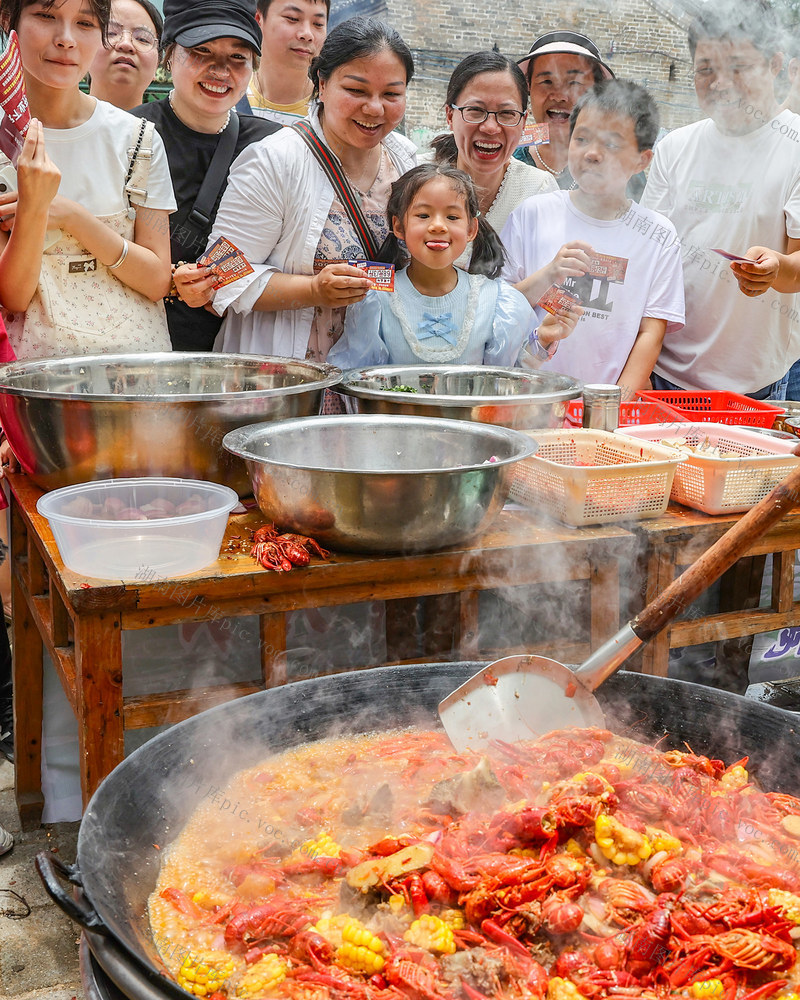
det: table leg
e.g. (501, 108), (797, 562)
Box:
(641, 545), (674, 677)
(12, 569), (43, 828)
(385, 598), (420, 662)
(713, 555), (767, 693)
(261, 613), (287, 687)
(590, 555), (620, 652)
(73, 612), (123, 807)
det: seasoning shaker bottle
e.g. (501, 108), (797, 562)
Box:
(582, 384), (621, 431)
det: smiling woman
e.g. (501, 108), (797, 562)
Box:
(429, 51), (557, 269)
(205, 16), (417, 361)
(132, 0), (281, 350)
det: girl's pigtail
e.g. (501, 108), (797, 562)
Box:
(467, 216), (506, 280)
(376, 231), (409, 270)
(429, 132), (458, 165)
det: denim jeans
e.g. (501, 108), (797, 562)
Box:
(651, 371), (790, 401)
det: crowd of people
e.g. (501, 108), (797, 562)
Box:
(0, 0), (793, 394)
(0, 0), (799, 840)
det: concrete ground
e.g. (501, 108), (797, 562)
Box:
(0, 757), (84, 1000)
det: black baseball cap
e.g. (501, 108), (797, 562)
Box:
(518, 30), (614, 80)
(162, 0), (262, 53)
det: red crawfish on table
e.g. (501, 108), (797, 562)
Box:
(250, 524), (330, 572)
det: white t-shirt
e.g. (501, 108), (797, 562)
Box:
(40, 99), (175, 216)
(501, 190), (685, 385)
(641, 111), (800, 393)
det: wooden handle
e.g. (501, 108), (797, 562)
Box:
(632, 460), (800, 644)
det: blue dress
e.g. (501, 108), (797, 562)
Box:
(329, 267), (535, 369)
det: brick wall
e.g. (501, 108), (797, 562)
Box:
(388, 0), (703, 145)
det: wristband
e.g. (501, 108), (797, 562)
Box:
(530, 328), (558, 361)
(108, 239), (129, 270)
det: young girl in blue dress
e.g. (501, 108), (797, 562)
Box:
(328, 163), (576, 369)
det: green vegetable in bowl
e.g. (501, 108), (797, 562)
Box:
(382, 384), (419, 393)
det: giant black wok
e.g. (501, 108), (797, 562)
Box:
(38, 663), (800, 1000)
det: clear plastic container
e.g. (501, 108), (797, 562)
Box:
(36, 478), (239, 581)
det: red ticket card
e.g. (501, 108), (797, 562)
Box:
(710, 248), (755, 263)
(0, 33), (29, 166)
(587, 252), (628, 282)
(517, 122), (549, 148)
(537, 283), (581, 315)
(198, 236), (253, 288)
(353, 260), (395, 291)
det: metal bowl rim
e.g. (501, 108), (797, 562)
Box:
(0, 353), (342, 401)
(337, 363), (581, 406)
(36, 477), (240, 526)
(223, 414), (537, 474)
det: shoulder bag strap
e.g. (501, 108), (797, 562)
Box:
(291, 120), (380, 260)
(179, 112), (242, 256)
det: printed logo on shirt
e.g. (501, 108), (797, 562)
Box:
(564, 274), (616, 319)
(68, 258), (97, 273)
(686, 180), (751, 215)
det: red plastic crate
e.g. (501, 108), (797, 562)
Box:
(564, 395), (687, 428)
(636, 390), (785, 428)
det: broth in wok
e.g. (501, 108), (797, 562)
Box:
(149, 728), (800, 999)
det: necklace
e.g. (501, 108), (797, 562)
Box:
(168, 90), (231, 134)
(343, 146), (381, 196)
(532, 144), (566, 177)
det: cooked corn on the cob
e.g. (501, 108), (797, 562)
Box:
(403, 914), (456, 954)
(235, 954), (288, 997)
(176, 950), (235, 997)
(595, 814), (652, 866)
(335, 917), (385, 974)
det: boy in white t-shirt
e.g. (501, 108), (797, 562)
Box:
(641, 0), (800, 398)
(502, 80), (684, 396)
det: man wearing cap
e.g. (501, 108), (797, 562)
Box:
(133, 0), (280, 350)
(515, 29), (645, 200)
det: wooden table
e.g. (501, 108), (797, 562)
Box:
(628, 503), (800, 681)
(8, 472), (635, 825)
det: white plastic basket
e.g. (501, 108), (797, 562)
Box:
(619, 423), (800, 514)
(509, 429), (684, 526)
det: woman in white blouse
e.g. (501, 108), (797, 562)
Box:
(190, 16), (416, 360)
(430, 50), (557, 269)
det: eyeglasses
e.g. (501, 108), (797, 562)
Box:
(107, 21), (158, 51)
(450, 104), (525, 127)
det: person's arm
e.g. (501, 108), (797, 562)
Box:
(327, 290), (387, 368)
(730, 237), (800, 295)
(617, 316), (668, 400)
(46, 198), (172, 301)
(513, 241), (592, 307)
(0, 121), (61, 312)
(210, 139), (369, 318)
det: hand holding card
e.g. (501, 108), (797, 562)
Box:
(198, 237), (254, 289)
(710, 248), (756, 264)
(537, 283), (581, 315)
(586, 251), (628, 282)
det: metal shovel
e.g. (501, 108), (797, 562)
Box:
(439, 460), (800, 752)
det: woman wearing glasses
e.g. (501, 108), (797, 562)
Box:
(88, 0), (162, 109)
(133, 0), (280, 350)
(430, 50), (556, 267)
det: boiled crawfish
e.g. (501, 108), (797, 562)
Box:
(251, 524), (330, 572)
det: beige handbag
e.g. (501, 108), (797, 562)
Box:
(3, 119), (171, 359)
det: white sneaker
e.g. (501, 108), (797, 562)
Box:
(0, 823), (13, 856)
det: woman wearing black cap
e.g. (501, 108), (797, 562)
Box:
(132, 0), (280, 351)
